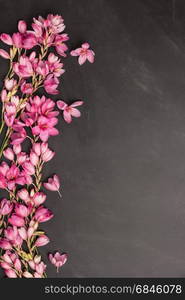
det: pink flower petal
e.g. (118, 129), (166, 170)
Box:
(70, 101), (84, 107)
(78, 54), (87, 65)
(70, 108), (81, 118)
(63, 110), (72, 123)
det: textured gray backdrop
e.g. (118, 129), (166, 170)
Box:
(1, 0), (185, 277)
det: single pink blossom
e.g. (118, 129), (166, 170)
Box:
(4, 226), (23, 247)
(0, 33), (13, 45)
(70, 42), (95, 65)
(8, 214), (25, 227)
(32, 116), (59, 142)
(57, 100), (83, 124)
(3, 148), (14, 161)
(5, 269), (17, 278)
(34, 206), (53, 223)
(0, 199), (13, 216)
(13, 55), (34, 78)
(49, 252), (67, 272)
(21, 81), (33, 94)
(43, 174), (61, 196)
(44, 74), (59, 95)
(32, 192), (46, 206)
(15, 203), (29, 218)
(4, 79), (17, 91)
(0, 239), (12, 250)
(34, 235), (50, 247)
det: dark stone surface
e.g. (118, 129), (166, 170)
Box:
(1, 0), (185, 277)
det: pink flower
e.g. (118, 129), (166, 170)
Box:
(44, 74), (59, 95)
(57, 100), (83, 124)
(18, 227), (27, 240)
(4, 103), (16, 127)
(5, 269), (17, 278)
(36, 61), (49, 77)
(21, 81), (33, 94)
(0, 162), (25, 190)
(0, 33), (13, 45)
(32, 116), (59, 142)
(34, 235), (50, 247)
(35, 261), (46, 275)
(49, 252), (67, 272)
(44, 174), (61, 195)
(4, 226), (23, 246)
(34, 206), (53, 223)
(0, 49), (10, 59)
(17, 152), (27, 164)
(0, 199), (13, 216)
(0, 238), (12, 250)
(13, 55), (34, 78)
(30, 151), (39, 166)
(41, 148), (55, 162)
(11, 124), (26, 145)
(32, 192), (46, 206)
(8, 214), (25, 227)
(22, 161), (35, 175)
(17, 188), (29, 203)
(15, 203), (29, 218)
(54, 34), (69, 57)
(70, 42), (95, 65)
(3, 148), (14, 160)
(18, 20), (27, 34)
(4, 79), (17, 91)
(47, 53), (65, 77)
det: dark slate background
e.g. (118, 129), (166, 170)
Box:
(1, 0), (185, 277)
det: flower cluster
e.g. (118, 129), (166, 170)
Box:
(0, 14), (94, 278)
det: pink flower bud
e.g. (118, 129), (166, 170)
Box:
(15, 203), (29, 218)
(5, 269), (17, 278)
(1, 89), (7, 102)
(5, 79), (16, 91)
(41, 149), (55, 162)
(21, 81), (33, 94)
(22, 161), (35, 175)
(32, 192), (46, 206)
(23, 271), (33, 278)
(34, 206), (53, 223)
(34, 255), (41, 264)
(30, 151), (39, 166)
(18, 227), (27, 240)
(35, 261), (46, 275)
(27, 227), (34, 238)
(32, 143), (41, 156)
(8, 214), (25, 227)
(28, 260), (35, 270)
(13, 144), (21, 155)
(3, 252), (12, 264)
(18, 20), (27, 33)
(0, 33), (13, 45)
(0, 261), (11, 270)
(35, 235), (49, 247)
(41, 142), (48, 153)
(0, 198), (13, 215)
(0, 238), (12, 250)
(3, 148), (14, 160)
(17, 188), (30, 203)
(17, 152), (27, 164)
(14, 258), (22, 271)
(0, 49), (10, 59)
